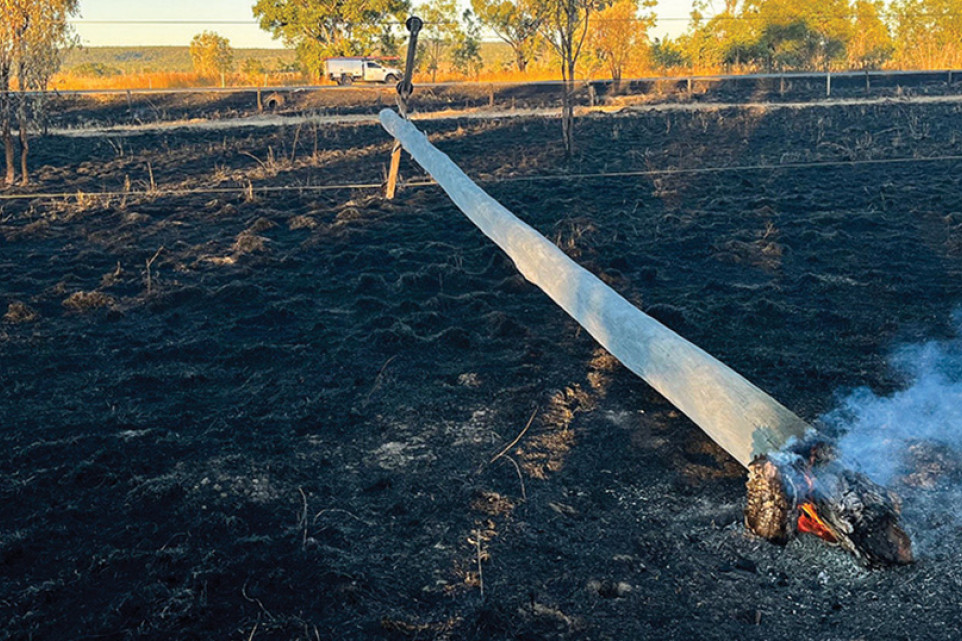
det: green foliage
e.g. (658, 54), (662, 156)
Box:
(588, 0), (656, 85)
(848, 0), (893, 69)
(892, 0), (962, 68)
(241, 57), (266, 77)
(62, 47), (297, 74)
(680, 0), (883, 71)
(452, 10), (484, 77)
(1, 0), (80, 185)
(416, 0), (463, 81)
(650, 38), (689, 69)
(377, 26), (402, 59)
(189, 31), (234, 76)
(70, 62), (122, 77)
(471, 0), (545, 71)
(253, 0), (409, 78)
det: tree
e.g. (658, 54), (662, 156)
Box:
(539, 0), (612, 155)
(681, 0), (897, 73)
(452, 10), (484, 78)
(0, 7), (17, 186)
(1, 0), (77, 187)
(650, 37), (689, 69)
(847, 0), (893, 69)
(416, 0), (462, 82)
(242, 57), (266, 77)
(190, 31), (234, 85)
(589, 0), (655, 90)
(892, 0), (962, 68)
(377, 25), (402, 58)
(471, 0), (545, 72)
(253, 0), (409, 79)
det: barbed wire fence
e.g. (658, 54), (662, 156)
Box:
(4, 153), (962, 203)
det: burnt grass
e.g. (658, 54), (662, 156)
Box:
(44, 70), (962, 129)
(3, 101), (962, 639)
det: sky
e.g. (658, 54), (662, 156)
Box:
(73, 0), (699, 49)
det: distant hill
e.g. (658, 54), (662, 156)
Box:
(64, 43), (519, 75)
(56, 42), (537, 89)
(64, 46), (299, 75)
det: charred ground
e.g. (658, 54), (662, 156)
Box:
(3, 101), (962, 639)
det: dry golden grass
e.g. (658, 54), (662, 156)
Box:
(49, 47), (962, 92)
(51, 71), (311, 91)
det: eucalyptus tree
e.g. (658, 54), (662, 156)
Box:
(0, 0), (78, 187)
(471, 0), (546, 72)
(253, 0), (409, 78)
(538, 0), (610, 155)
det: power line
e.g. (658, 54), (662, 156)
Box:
(2, 154), (961, 203)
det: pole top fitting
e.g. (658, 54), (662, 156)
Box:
(405, 16), (423, 35)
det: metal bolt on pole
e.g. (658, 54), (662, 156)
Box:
(386, 16), (423, 200)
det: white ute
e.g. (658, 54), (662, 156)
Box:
(324, 57), (402, 86)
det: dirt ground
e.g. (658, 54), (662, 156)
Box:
(3, 99), (962, 640)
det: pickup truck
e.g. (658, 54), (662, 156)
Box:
(324, 58), (402, 86)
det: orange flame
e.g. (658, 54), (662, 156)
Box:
(797, 502), (837, 543)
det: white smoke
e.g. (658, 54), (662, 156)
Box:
(818, 310), (962, 556)
(825, 309), (962, 486)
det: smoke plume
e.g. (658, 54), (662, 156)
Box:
(825, 310), (962, 485)
(822, 310), (962, 553)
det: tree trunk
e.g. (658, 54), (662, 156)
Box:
(17, 61), (28, 186)
(561, 87), (573, 157)
(0, 66), (13, 187)
(515, 47), (528, 73)
(19, 120), (28, 187)
(2, 114), (14, 187)
(561, 58), (576, 157)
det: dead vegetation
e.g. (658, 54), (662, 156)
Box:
(3, 301), (38, 323)
(61, 290), (114, 312)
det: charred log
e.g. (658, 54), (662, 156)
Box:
(745, 458), (795, 545)
(745, 439), (913, 567)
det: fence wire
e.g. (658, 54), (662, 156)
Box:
(2, 154), (961, 203)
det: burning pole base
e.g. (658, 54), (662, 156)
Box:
(745, 439), (914, 567)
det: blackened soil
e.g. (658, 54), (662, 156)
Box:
(3, 101), (962, 640)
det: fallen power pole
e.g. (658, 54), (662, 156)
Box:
(379, 108), (810, 468)
(378, 106), (914, 566)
